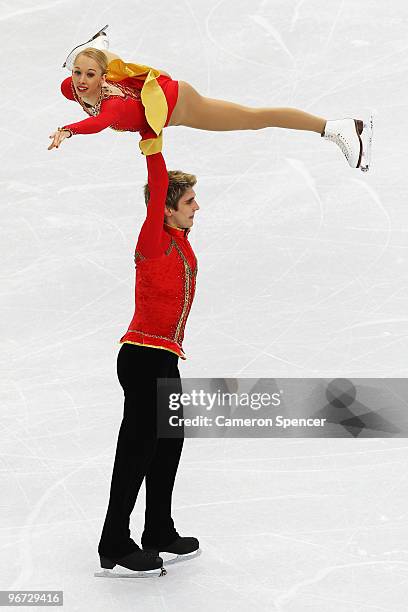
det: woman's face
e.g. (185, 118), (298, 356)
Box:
(72, 55), (105, 99)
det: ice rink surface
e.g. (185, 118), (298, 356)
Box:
(2, 0), (408, 610)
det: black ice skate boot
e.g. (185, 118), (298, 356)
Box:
(95, 547), (166, 578)
(142, 536), (201, 565)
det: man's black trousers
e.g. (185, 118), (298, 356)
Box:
(98, 342), (184, 558)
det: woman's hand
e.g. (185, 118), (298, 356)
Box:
(48, 128), (71, 150)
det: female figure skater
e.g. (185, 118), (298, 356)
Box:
(49, 26), (373, 171)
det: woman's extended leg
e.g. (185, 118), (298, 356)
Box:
(168, 81), (326, 134)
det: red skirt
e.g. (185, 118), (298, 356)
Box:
(119, 73), (179, 130)
(157, 75), (179, 127)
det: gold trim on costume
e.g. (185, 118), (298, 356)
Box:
(164, 223), (187, 233)
(119, 339), (185, 358)
(172, 239), (197, 275)
(126, 329), (177, 342)
(175, 261), (191, 343)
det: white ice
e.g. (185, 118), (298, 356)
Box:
(2, 0), (408, 610)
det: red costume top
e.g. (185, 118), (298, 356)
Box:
(60, 73), (178, 148)
(60, 74), (196, 358)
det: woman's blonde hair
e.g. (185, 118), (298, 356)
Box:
(144, 170), (197, 210)
(73, 48), (108, 76)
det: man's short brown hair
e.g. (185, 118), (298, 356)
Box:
(144, 170), (197, 210)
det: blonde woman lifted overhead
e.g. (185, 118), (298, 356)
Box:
(50, 25), (373, 176)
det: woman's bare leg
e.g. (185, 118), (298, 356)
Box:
(168, 81), (326, 134)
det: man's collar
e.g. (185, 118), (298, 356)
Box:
(164, 223), (190, 239)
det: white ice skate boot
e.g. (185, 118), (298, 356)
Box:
(322, 115), (374, 172)
(62, 25), (110, 71)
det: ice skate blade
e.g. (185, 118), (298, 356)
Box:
(94, 566), (167, 578)
(160, 548), (202, 565)
(359, 112), (374, 172)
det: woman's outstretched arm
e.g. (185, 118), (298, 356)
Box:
(48, 97), (124, 149)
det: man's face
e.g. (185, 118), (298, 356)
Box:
(165, 187), (200, 229)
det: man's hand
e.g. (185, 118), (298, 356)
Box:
(48, 128), (71, 150)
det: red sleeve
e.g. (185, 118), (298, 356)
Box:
(62, 97), (123, 135)
(61, 77), (75, 101)
(136, 152), (170, 259)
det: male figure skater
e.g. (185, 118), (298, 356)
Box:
(97, 152), (200, 575)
